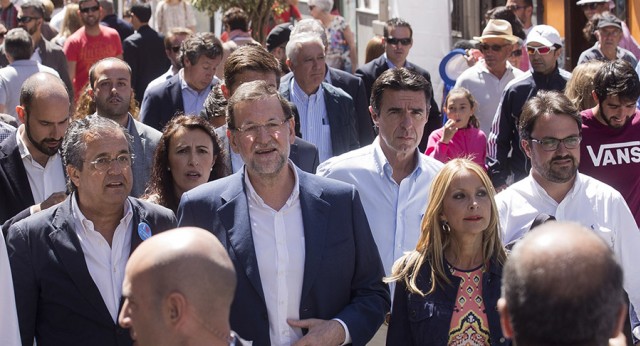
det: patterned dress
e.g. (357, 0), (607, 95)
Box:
(325, 15), (351, 72)
(448, 263), (491, 346)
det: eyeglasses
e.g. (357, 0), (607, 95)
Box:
(580, 3), (601, 10)
(510, 49), (522, 57)
(17, 16), (41, 23)
(526, 45), (555, 55)
(478, 43), (510, 52)
(169, 45), (180, 53)
(507, 4), (529, 11)
(386, 37), (412, 46)
(80, 5), (100, 13)
(87, 153), (134, 171)
(233, 118), (290, 137)
(530, 136), (581, 151)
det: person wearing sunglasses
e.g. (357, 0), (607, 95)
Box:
(356, 17), (442, 149)
(455, 19), (524, 137)
(576, 0), (640, 60)
(63, 0), (123, 98)
(122, 2), (170, 104)
(488, 24), (571, 191)
(144, 26), (193, 93)
(577, 13), (637, 68)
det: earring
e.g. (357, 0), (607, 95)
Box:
(441, 221), (451, 233)
(167, 167), (171, 171)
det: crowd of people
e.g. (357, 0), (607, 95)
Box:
(0, 0), (639, 345)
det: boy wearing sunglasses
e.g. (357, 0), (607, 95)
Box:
(488, 24), (571, 190)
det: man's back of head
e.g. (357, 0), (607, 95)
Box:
(499, 221), (626, 346)
(4, 28), (33, 61)
(129, 3), (151, 25)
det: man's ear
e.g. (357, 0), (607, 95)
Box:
(164, 292), (187, 327)
(369, 106), (379, 126)
(521, 139), (533, 159)
(220, 83), (230, 99)
(16, 106), (26, 125)
(67, 165), (80, 189)
(286, 58), (293, 70)
(591, 90), (599, 103)
(87, 88), (94, 100)
(228, 129), (240, 154)
(497, 298), (514, 339)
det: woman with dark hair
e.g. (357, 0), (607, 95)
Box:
(144, 115), (227, 212)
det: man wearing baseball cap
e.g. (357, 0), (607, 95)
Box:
(455, 19), (524, 136)
(577, 0), (640, 60)
(488, 24), (572, 189)
(577, 12), (637, 67)
(266, 22), (292, 74)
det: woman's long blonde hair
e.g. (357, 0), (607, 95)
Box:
(385, 158), (507, 296)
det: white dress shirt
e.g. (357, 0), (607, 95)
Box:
(16, 128), (67, 208)
(290, 79), (333, 162)
(317, 138), (444, 276)
(71, 195), (133, 322)
(0, 232), (21, 346)
(495, 172), (640, 324)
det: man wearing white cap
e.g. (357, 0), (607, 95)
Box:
(577, 12), (637, 68)
(577, 0), (640, 60)
(487, 24), (572, 189)
(455, 19), (524, 136)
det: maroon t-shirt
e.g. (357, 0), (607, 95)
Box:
(580, 108), (640, 226)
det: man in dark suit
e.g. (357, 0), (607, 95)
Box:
(140, 32), (223, 132)
(355, 17), (442, 149)
(214, 45), (319, 174)
(178, 80), (389, 346)
(280, 33), (359, 162)
(123, 3), (170, 104)
(99, 0), (133, 41)
(6, 114), (177, 346)
(0, 73), (69, 233)
(88, 58), (161, 197)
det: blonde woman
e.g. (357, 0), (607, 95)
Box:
(53, 3), (81, 47)
(386, 158), (508, 345)
(565, 59), (605, 111)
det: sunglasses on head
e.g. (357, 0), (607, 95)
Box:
(478, 43), (509, 52)
(386, 37), (412, 45)
(526, 45), (555, 55)
(17, 16), (41, 23)
(80, 5), (100, 13)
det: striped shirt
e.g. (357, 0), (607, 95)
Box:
(290, 79), (333, 162)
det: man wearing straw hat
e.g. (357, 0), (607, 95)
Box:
(455, 19), (524, 136)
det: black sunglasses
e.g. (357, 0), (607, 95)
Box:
(80, 5), (100, 13)
(17, 16), (41, 23)
(386, 37), (412, 45)
(478, 43), (510, 52)
(510, 49), (522, 57)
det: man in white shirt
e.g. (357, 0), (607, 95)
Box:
(318, 67), (443, 277)
(455, 19), (523, 135)
(6, 114), (176, 346)
(495, 90), (640, 333)
(0, 72), (68, 232)
(177, 80), (389, 345)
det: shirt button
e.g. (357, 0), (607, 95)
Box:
(500, 337), (505, 343)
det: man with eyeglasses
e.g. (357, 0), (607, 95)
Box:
(63, 0), (123, 98)
(122, 2), (170, 104)
(488, 24), (571, 190)
(577, 0), (640, 60)
(577, 13), (637, 68)
(495, 90), (640, 338)
(6, 114), (176, 346)
(177, 80), (390, 346)
(144, 27), (192, 92)
(356, 17), (442, 148)
(88, 57), (161, 198)
(455, 19), (524, 136)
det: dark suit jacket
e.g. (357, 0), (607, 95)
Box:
(123, 25), (170, 103)
(281, 67), (375, 146)
(355, 55), (442, 150)
(0, 38), (74, 100)
(177, 168), (390, 346)
(214, 124), (319, 175)
(127, 116), (161, 197)
(280, 81), (360, 157)
(139, 73), (183, 131)
(0, 132), (65, 235)
(101, 15), (134, 42)
(6, 197), (177, 346)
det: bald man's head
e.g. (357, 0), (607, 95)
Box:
(499, 222), (625, 346)
(119, 227), (236, 346)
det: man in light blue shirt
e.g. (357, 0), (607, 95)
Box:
(317, 67), (443, 277)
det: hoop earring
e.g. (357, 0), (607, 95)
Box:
(442, 221), (451, 233)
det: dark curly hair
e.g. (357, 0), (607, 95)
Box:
(144, 115), (227, 212)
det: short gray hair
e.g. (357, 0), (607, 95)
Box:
(309, 0), (333, 12)
(290, 18), (328, 48)
(285, 32), (325, 65)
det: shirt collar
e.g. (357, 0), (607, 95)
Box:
(291, 78), (324, 101)
(16, 125), (61, 164)
(243, 160), (300, 209)
(71, 192), (133, 236)
(371, 137), (423, 182)
(179, 69), (218, 92)
(528, 171), (579, 203)
(384, 53), (407, 69)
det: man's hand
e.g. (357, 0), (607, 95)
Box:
(288, 318), (346, 346)
(34, 191), (67, 213)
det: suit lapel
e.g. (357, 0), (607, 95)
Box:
(128, 198), (146, 253)
(0, 136), (35, 207)
(298, 172), (329, 300)
(218, 174), (266, 302)
(128, 118), (146, 196)
(48, 198), (114, 325)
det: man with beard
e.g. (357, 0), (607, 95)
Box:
(63, 0), (122, 98)
(0, 72), (69, 233)
(88, 57), (161, 197)
(495, 90), (640, 330)
(579, 60), (640, 225)
(177, 80), (390, 345)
